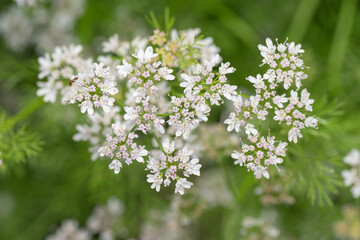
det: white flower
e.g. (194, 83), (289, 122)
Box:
(342, 169), (357, 187)
(100, 96), (115, 112)
(180, 73), (195, 92)
(288, 41), (304, 55)
(163, 139), (176, 154)
(100, 80), (118, 95)
(124, 107), (138, 120)
(95, 62), (110, 77)
(131, 146), (148, 163)
(178, 146), (194, 162)
(253, 165), (270, 179)
(257, 109), (268, 120)
(232, 95), (243, 110)
(258, 38), (276, 55)
(38, 54), (53, 79)
(73, 124), (97, 142)
(245, 123), (258, 136)
(185, 158), (201, 176)
(301, 89), (314, 110)
(175, 178), (193, 195)
(45, 220), (90, 240)
(344, 149), (360, 166)
(341, 149), (360, 198)
(103, 34), (120, 53)
(273, 94), (288, 108)
(219, 62), (235, 75)
(147, 174), (163, 192)
(36, 79), (63, 103)
(304, 116), (317, 128)
(275, 142), (288, 157)
(288, 127), (302, 143)
(111, 121), (126, 137)
(15, 0), (38, 6)
(109, 160), (122, 174)
(175, 124), (191, 139)
(250, 95), (261, 108)
(268, 155), (283, 167)
(342, 170), (360, 198)
(222, 84), (237, 100)
(133, 46), (158, 63)
(289, 90), (299, 105)
(277, 43), (287, 52)
(231, 150), (246, 166)
(248, 74), (265, 89)
(116, 59), (133, 78)
(80, 100), (94, 115)
(274, 109), (286, 122)
(264, 69), (276, 82)
(158, 67), (175, 80)
(224, 113), (241, 132)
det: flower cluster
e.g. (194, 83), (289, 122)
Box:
(14, 0), (37, 6)
(167, 58), (236, 139)
(146, 139), (201, 194)
(140, 196), (194, 240)
(116, 46), (173, 134)
(86, 198), (125, 239)
(99, 120), (147, 173)
(46, 198), (126, 240)
(64, 62), (119, 115)
(193, 169), (234, 206)
(333, 205), (360, 240)
(73, 107), (121, 160)
(37, 44), (92, 103)
(341, 149), (360, 198)
(239, 214), (281, 240)
(37, 27), (317, 194)
(0, 0), (86, 53)
(46, 220), (90, 240)
(225, 38), (317, 179)
(254, 169), (295, 206)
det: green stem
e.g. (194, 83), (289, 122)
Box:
(124, 124), (138, 142)
(150, 126), (166, 154)
(239, 92), (250, 98)
(3, 98), (44, 130)
(219, 154), (241, 204)
(156, 113), (171, 117)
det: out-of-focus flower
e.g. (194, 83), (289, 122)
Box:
(46, 220), (90, 240)
(0, 0), (86, 53)
(333, 205), (360, 240)
(239, 210), (284, 240)
(254, 169), (295, 206)
(14, 0), (38, 6)
(342, 149), (360, 198)
(46, 197), (126, 240)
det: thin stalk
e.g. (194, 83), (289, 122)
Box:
(3, 98), (44, 130)
(150, 126), (166, 154)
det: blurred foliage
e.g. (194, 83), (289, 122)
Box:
(0, 0), (360, 239)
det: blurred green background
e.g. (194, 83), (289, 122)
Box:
(0, 0), (360, 239)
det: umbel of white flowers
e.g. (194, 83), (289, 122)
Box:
(342, 149), (360, 198)
(36, 28), (317, 195)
